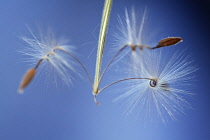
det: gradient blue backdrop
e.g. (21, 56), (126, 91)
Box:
(0, 0), (209, 139)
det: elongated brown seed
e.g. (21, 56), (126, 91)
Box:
(18, 68), (36, 94)
(152, 37), (183, 49)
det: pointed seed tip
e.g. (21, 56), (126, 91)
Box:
(17, 89), (24, 95)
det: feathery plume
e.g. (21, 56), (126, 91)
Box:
(18, 27), (80, 93)
(112, 8), (148, 57)
(114, 48), (197, 122)
(111, 8), (183, 67)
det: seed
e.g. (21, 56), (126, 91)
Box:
(158, 37), (183, 47)
(18, 68), (36, 94)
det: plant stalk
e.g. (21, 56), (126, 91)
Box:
(93, 0), (112, 94)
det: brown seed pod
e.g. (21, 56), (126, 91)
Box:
(18, 68), (36, 94)
(153, 37), (183, 49)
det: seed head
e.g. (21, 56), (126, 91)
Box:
(18, 27), (79, 92)
(112, 8), (148, 58)
(114, 48), (197, 122)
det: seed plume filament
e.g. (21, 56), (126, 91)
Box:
(93, 77), (153, 105)
(35, 47), (93, 86)
(98, 44), (149, 88)
(97, 44), (153, 91)
(97, 78), (152, 94)
(53, 47), (93, 86)
(99, 44), (129, 86)
(96, 44), (149, 97)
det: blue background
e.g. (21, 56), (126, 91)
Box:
(0, 0), (209, 139)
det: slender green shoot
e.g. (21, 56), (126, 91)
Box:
(93, 0), (112, 94)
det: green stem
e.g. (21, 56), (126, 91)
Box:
(93, 0), (112, 94)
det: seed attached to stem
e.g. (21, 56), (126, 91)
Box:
(18, 68), (36, 94)
(152, 37), (183, 49)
